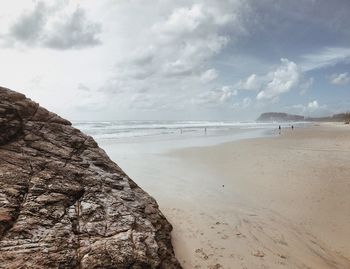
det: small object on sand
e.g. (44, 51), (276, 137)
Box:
(252, 250), (265, 258)
(278, 254), (287, 259)
(222, 184), (224, 187)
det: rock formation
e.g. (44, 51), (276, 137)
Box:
(256, 112), (305, 122)
(257, 112), (350, 123)
(0, 87), (182, 269)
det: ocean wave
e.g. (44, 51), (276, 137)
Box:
(72, 120), (301, 140)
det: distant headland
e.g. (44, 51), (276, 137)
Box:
(257, 112), (350, 123)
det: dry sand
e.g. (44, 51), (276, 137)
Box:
(164, 124), (350, 269)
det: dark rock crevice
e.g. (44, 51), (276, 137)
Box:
(0, 103), (24, 145)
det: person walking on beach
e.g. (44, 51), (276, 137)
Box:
(291, 125), (294, 130)
(278, 125), (281, 135)
(204, 127), (207, 134)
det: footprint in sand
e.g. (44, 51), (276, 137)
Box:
(221, 234), (229, 240)
(236, 254), (244, 261)
(195, 248), (209, 260)
(278, 253), (287, 259)
(273, 234), (288, 246)
(235, 230), (246, 238)
(252, 250), (265, 258)
(208, 264), (222, 269)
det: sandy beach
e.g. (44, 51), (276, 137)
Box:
(100, 123), (350, 269)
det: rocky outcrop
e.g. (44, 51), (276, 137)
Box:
(0, 87), (181, 269)
(257, 112), (350, 123)
(257, 112), (304, 122)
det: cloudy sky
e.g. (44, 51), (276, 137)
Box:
(0, 0), (349, 121)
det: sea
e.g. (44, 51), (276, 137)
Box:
(72, 120), (290, 140)
(72, 120), (310, 152)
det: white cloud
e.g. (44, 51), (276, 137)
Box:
(257, 58), (300, 100)
(4, 1), (101, 50)
(152, 4), (236, 39)
(9, 1), (47, 44)
(194, 85), (238, 107)
(200, 69), (218, 83)
(290, 100), (327, 116)
(329, 72), (350, 85)
(137, 2), (238, 84)
(236, 58), (313, 102)
(233, 97), (252, 109)
(43, 8), (101, 49)
(104, 1), (245, 113)
(220, 86), (238, 103)
(162, 59), (194, 77)
(308, 100), (319, 109)
(300, 47), (350, 71)
(237, 74), (259, 90)
(152, 4), (206, 36)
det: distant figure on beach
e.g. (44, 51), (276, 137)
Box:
(180, 128), (183, 134)
(205, 127), (207, 134)
(278, 125), (281, 135)
(292, 125), (294, 130)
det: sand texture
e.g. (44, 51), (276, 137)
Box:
(165, 124), (350, 268)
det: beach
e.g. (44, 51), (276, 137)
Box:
(97, 123), (350, 269)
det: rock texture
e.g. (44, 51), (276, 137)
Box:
(0, 87), (182, 269)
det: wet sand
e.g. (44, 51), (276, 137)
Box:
(165, 123), (350, 268)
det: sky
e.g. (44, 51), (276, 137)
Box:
(0, 0), (349, 121)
